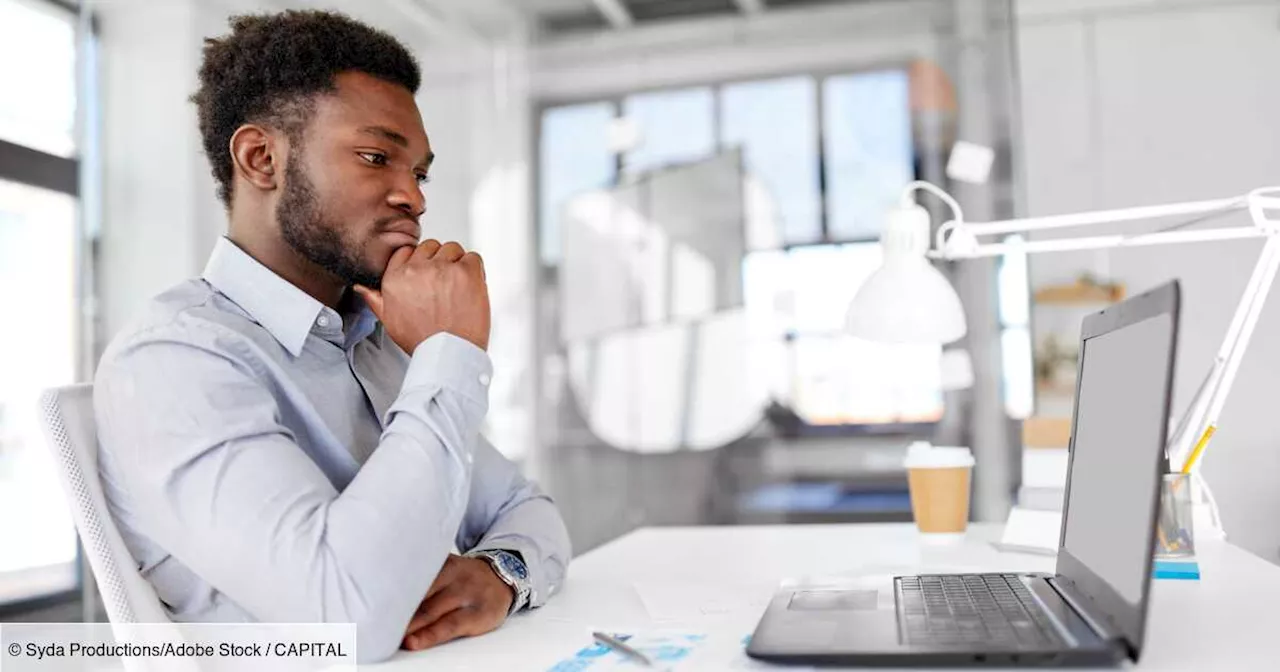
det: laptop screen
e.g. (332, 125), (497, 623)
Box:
(1058, 283), (1177, 657)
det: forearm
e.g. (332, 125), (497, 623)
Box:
(468, 486), (572, 608)
(453, 433), (572, 609)
(314, 397), (480, 657)
(253, 334), (495, 658)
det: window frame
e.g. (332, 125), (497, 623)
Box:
(533, 60), (920, 256)
(0, 138), (78, 196)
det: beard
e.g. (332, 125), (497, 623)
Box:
(277, 158), (383, 290)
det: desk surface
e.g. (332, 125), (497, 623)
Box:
(372, 523), (1280, 671)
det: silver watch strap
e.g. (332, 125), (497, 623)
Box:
(468, 550), (530, 614)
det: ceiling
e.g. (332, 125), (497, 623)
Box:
(516, 0), (864, 37)
(246, 0), (873, 45)
(256, 0), (873, 47)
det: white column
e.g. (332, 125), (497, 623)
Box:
(96, 0), (222, 344)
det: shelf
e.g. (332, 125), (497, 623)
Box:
(1036, 382), (1077, 397)
(1023, 416), (1072, 449)
(1034, 281), (1125, 305)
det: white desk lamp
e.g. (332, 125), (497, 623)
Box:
(848, 181), (1280, 537)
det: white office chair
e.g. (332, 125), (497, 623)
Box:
(37, 384), (170, 624)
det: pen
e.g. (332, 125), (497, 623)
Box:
(1180, 425), (1216, 474)
(592, 631), (653, 667)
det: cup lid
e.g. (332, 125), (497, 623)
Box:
(904, 444), (975, 469)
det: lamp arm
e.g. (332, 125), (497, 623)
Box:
(910, 185), (1280, 466)
(1171, 232), (1280, 467)
(943, 196), (1247, 240)
(1164, 237), (1280, 542)
(1164, 357), (1219, 465)
(931, 188), (1280, 257)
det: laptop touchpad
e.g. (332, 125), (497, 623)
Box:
(788, 590), (879, 611)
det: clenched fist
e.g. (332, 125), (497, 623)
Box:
(353, 239), (490, 353)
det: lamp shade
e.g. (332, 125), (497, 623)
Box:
(845, 203), (968, 344)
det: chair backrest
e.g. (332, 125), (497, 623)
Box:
(37, 384), (170, 624)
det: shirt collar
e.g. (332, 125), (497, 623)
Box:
(202, 237), (326, 357)
(341, 290), (384, 351)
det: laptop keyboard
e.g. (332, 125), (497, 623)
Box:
(897, 574), (1062, 648)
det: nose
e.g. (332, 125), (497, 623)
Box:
(388, 172), (425, 219)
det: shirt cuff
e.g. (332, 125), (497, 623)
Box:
(403, 332), (494, 409)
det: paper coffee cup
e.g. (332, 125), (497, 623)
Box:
(904, 443), (974, 541)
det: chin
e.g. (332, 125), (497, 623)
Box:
(349, 252), (387, 290)
(369, 241), (400, 267)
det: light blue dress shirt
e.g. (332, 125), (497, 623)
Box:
(93, 237), (571, 662)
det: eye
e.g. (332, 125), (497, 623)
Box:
(415, 173), (432, 185)
(358, 152), (389, 166)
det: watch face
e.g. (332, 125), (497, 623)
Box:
(498, 553), (529, 580)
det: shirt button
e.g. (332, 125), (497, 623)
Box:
(478, 373), (491, 386)
(316, 315), (331, 328)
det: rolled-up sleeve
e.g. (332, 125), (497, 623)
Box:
(95, 329), (492, 662)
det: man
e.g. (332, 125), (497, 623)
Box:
(93, 10), (570, 663)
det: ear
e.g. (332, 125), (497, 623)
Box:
(229, 124), (280, 194)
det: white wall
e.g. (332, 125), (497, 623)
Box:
(97, 0), (210, 342)
(1016, 0), (1280, 562)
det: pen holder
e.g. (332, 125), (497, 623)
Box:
(1155, 473), (1196, 559)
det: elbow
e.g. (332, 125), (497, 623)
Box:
(352, 612), (406, 664)
(335, 594), (413, 664)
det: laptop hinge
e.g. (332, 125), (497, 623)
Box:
(1047, 577), (1125, 649)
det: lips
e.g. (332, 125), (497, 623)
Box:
(381, 219), (420, 246)
(382, 231), (419, 247)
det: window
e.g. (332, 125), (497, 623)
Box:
(0, 180), (79, 581)
(538, 68), (961, 430)
(823, 70), (914, 241)
(743, 244), (943, 425)
(999, 235), (1034, 418)
(720, 76), (820, 245)
(538, 102), (617, 265)
(622, 87), (715, 175)
(0, 0), (84, 606)
(0, 0), (78, 157)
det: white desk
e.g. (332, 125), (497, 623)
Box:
(371, 524), (1280, 671)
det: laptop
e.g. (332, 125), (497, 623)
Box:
(747, 280), (1180, 667)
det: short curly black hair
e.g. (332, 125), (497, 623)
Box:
(192, 10), (421, 207)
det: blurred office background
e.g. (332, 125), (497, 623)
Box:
(4, 0), (1280, 621)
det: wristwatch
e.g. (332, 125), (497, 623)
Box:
(466, 549), (531, 615)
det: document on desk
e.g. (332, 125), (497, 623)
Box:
(546, 631), (707, 671)
(545, 632), (808, 671)
(995, 506), (1063, 556)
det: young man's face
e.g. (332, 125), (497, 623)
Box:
(277, 71), (432, 289)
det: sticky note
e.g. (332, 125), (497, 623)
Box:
(1153, 559), (1200, 580)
